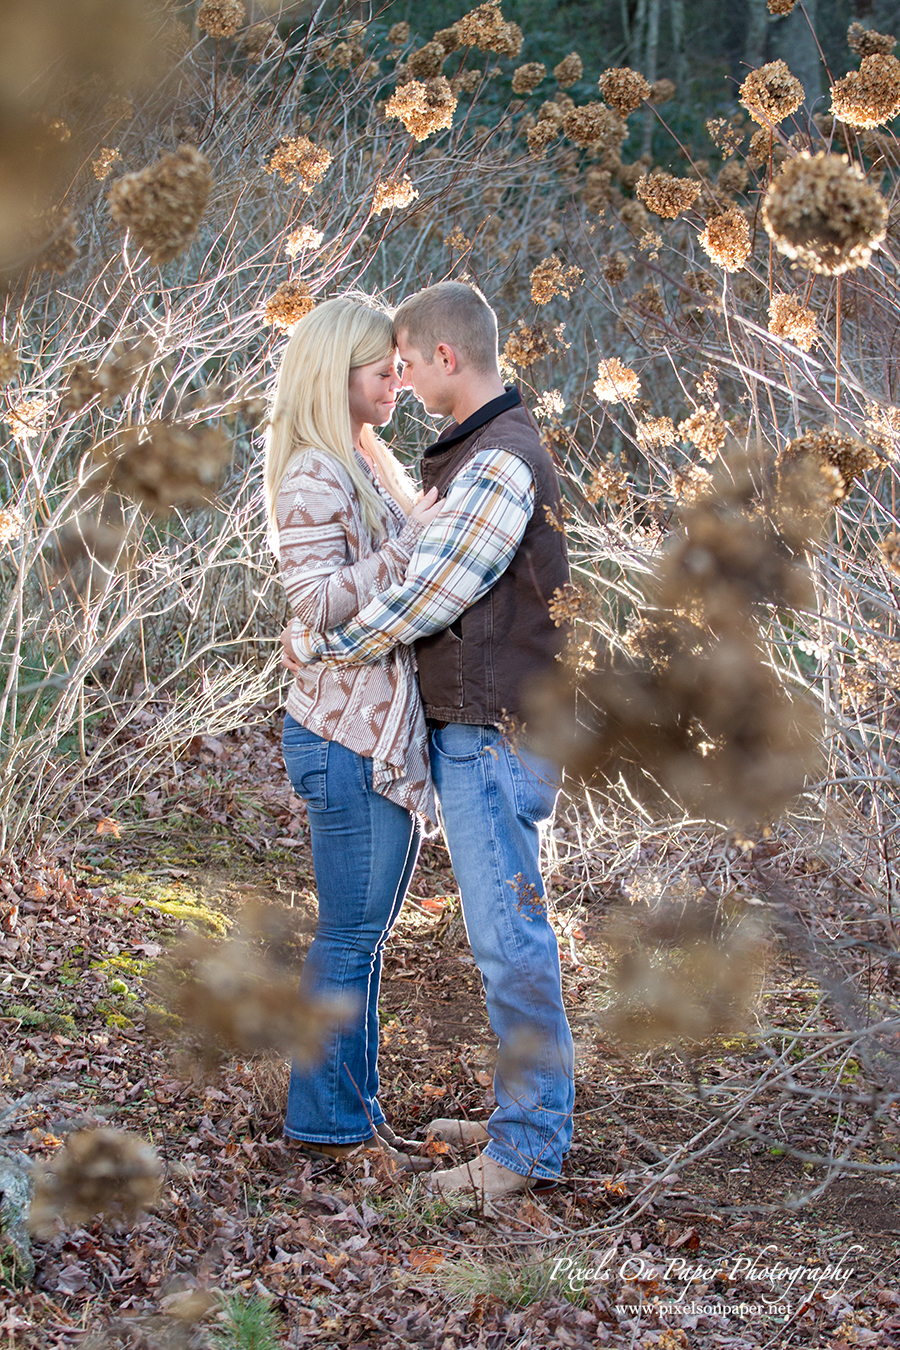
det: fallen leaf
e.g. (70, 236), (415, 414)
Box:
(408, 1247), (445, 1272)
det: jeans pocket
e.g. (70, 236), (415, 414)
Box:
(282, 718), (329, 810)
(507, 745), (560, 824)
(430, 722), (484, 763)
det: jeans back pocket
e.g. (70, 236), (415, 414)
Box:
(282, 716), (329, 810)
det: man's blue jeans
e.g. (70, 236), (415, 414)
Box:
(430, 722), (575, 1181)
(281, 714), (420, 1144)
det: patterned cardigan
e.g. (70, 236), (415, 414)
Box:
(276, 448), (436, 823)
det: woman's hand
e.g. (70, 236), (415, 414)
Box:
(280, 623), (302, 674)
(409, 486), (443, 528)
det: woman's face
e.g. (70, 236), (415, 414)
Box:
(348, 352), (403, 430)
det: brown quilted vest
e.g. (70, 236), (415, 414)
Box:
(416, 388), (569, 724)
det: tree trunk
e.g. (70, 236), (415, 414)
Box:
(641, 0), (661, 155)
(669, 0), (686, 94)
(771, 0), (823, 108)
(745, 0), (769, 73)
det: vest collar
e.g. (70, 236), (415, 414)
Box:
(424, 385), (521, 458)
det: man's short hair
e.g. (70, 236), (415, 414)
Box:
(393, 281), (499, 375)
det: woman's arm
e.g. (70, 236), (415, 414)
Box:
(278, 465), (424, 633)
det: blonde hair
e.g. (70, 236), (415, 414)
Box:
(393, 280), (499, 375)
(264, 297), (417, 549)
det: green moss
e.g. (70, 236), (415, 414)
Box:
(92, 955), (151, 980)
(4, 1004), (75, 1031)
(151, 896), (230, 933)
(116, 872), (231, 934)
(104, 1010), (134, 1030)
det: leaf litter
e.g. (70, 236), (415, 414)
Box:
(0, 716), (897, 1346)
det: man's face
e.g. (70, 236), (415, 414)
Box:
(396, 332), (455, 418)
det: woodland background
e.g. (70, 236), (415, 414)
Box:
(0, 0), (899, 1345)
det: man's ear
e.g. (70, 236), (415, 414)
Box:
(433, 342), (458, 374)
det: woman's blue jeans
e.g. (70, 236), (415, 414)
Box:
(281, 714), (420, 1144)
(430, 722), (575, 1181)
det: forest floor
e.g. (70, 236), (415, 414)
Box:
(1, 712), (899, 1349)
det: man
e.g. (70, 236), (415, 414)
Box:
(284, 281), (574, 1198)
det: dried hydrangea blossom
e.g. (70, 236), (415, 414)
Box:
(158, 933), (346, 1070)
(34, 210), (79, 274)
(238, 21), (283, 63)
(6, 397), (49, 444)
(197, 0), (245, 40)
(326, 40), (354, 70)
(762, 152), (888, 274)
(0, 343), (19, 385)
(0, 506), (23, 542)
(535, 389), (565, 419)
(554, 52), (583, 88)
(740, 60), (805, 125)
(745, 126), (790, 170)
(768, 0), (797, 13)
(455, 2), (523, 57)
(264, 280), (315, 330)
(768, 293), (818, 350)
(563, 101), (627, 149)
(93, 421), (231, 513)
(599, 252), (628, 286)
(63, 338), (154, 412)
(717, 159), (750, 196)
(848, 23), (896, 58)
(525, 101), (565, 156)
(445, 226), (471, 251)
(108, 145), (211, 265)
(594, 358), (640, 402)
(530, 255), (583, 303)
(512, 62), (546, 95)
(831, 54), (900, 129)
(865, 402), (900, 458)
(877, 533), (900, 573)
(585, 460), (629, 507)
(548, 581), (586, 624)
(707, 117), (744, 155)
(266, 135), (332, 191)
(407, 41), (447, 80)
(29, 1130), (162, 1237)
(779, 429), (879, 500)
(372, 174), (418, 215)
(636, 170), (701, 218)
(285, 224), (324, 258)
(387, 20), (410, 44)
(583, 166), (613, 213)
(385, 77), (457, 141)
(451, 68), (482, 96)
(433, 24), (461, 53)
(649, 78), (676, 104)
(103, 95), (134, 124)
(679, 405), (727, 461)
(501, 321), (552, 367)
(92, 147), (121, 180)
(636, 415), (676, 450)
(619, 199), (650, 235)
(597, 66), (651, 115)
(699, 206), (751, 271)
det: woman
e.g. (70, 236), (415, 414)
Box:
(264, 296), (441, 1165)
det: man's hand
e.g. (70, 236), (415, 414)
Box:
(280, 623), (302, 674)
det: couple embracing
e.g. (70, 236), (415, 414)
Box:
(264, 281), (574, 1198)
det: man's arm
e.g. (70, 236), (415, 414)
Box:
(290, 448), (534, 666)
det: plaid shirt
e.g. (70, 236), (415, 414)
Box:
(292, 448), (535, 665)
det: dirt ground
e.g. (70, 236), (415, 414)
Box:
(1, 715), (898, 1348)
